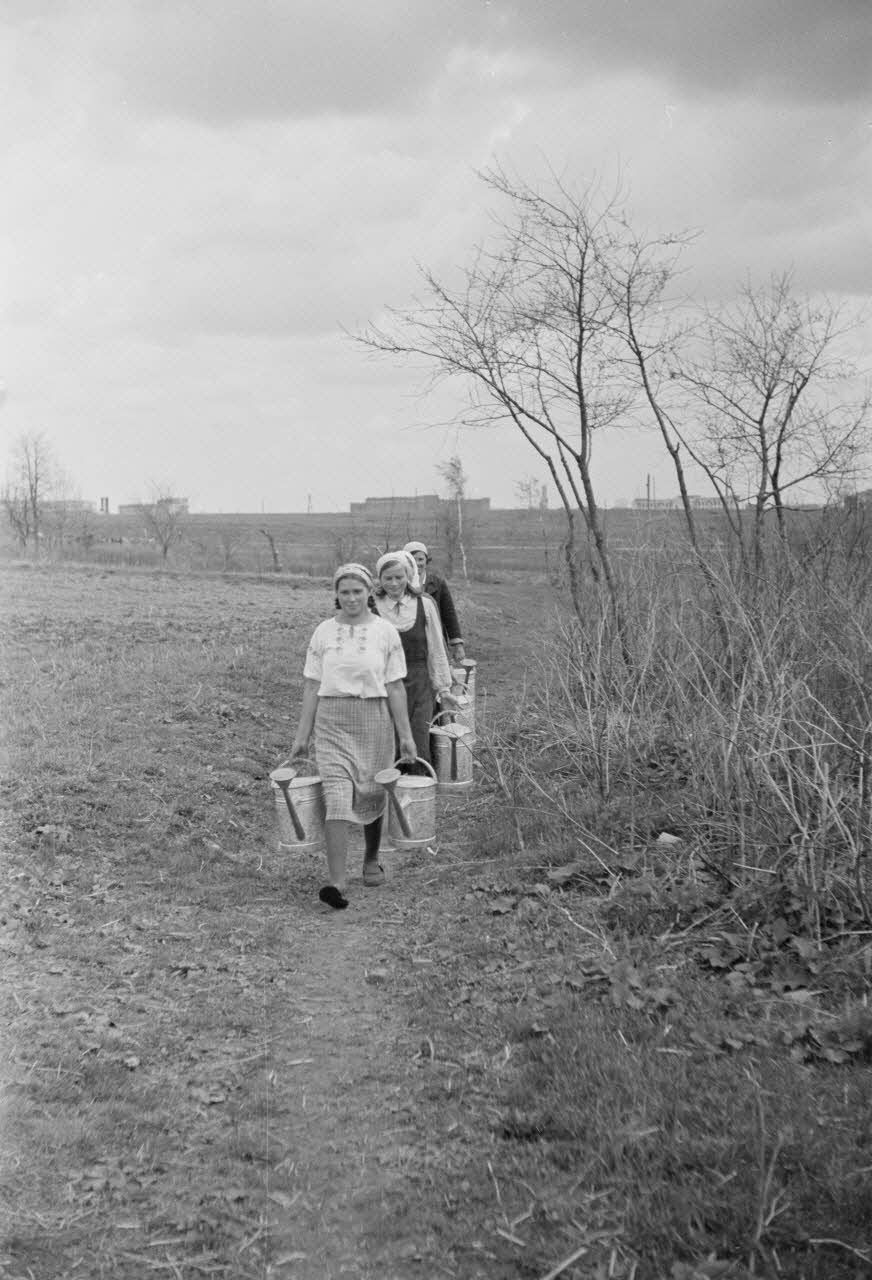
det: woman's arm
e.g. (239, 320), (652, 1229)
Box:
(434, 578), (463, 654)
(386, 679), (417, 763)
(421, 595), (458, 704)
(290, 678), (320, 761)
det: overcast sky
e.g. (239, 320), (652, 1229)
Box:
(2, 0), (870, 512)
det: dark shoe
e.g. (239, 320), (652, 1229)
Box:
(319, 885), (348, 909)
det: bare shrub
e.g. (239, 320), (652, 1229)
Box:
(477, 542), (872, 933)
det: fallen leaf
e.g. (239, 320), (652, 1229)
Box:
(489, 896), (516, 915)
(190, 1086), (227, 1105)
(545, 863), (583, 885)
(268, 1191), (299, 1209)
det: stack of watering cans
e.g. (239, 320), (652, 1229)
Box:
(430, 658), (477, 796)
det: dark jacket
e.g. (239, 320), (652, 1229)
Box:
(422, 569), (462, 644)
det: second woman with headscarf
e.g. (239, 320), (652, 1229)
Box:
(373, 551), (458, 770)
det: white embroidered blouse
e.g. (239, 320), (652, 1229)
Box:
(303, 616), (407, 698)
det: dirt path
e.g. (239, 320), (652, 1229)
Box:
(249, 853), (450, 1279)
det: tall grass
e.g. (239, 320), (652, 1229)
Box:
(476, 541), (872, 931)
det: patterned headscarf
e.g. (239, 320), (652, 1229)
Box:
(403, 540), (428, 558)
(332, 562), (373, 592)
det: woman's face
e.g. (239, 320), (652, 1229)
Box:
(336, 577), (369, 619)
(410, 550), (427, 573)
(380, 564), (408, 599)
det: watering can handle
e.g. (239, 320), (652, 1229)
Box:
(429, 710), (458, 729)
(392, 756), (438, 780)
(276, 754), (319, 774)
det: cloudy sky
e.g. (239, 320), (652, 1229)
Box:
(1, 0), (870, 512)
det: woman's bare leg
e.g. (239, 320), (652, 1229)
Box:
(363, 816), (382, 868)
(322, 819), (348, 903)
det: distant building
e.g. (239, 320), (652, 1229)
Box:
(845, 489), (872, 511)
(632, 495), (720, 511)
(41, 499), (97, 514)
(118, 497), (190, 516)
(350, 494), (490, 517)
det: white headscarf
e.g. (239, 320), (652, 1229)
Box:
(375, 550), (421, 591)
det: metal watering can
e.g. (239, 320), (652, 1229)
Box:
(375, 758), (437, 848)
(269, 763), (326, 853)
(430, 710), (474, 794)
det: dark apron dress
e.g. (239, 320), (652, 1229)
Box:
(399, 596), (433, 769)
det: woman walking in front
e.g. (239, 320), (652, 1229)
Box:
(373, 551), (457, 769)
(289, 563), (417, 910)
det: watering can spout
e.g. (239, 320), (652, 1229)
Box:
(270, 766), (306, 841)
(375, 766), (413, 838)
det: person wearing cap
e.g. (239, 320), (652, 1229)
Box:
(289, 563), (417, 910)
(403, 541), (465, 663)
(373, 551), (459, 770)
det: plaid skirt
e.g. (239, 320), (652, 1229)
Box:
(314, 697), (394, 825)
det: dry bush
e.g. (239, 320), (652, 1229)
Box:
(474, 544), (872, 934)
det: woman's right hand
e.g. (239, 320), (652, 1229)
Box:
(397, 734), (418, 765)
(289, 737), (309, 764)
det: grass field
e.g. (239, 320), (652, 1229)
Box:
(1, 563), (871, 1279)
(6, 502), (781, 579)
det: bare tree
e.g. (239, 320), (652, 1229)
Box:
(216, 524), (242, 573)
(673, 272), (870, 578)
(373, 498), (403, 556)
(359, 166), (691, 656)
(515, 474), (540, 508)
(258, 527), (283, 573)
(438, 454), (468, 581)
(72, 506), (98, 555)
(2, 432), (57, 554)
(139, 490), (188, 562)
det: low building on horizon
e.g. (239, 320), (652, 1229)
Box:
(349, 494), (491, 517)
(117, 497), (190, 516)
(632, 494), (721, 511)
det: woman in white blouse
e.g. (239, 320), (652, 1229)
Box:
(290, 563), (417, 910)
(372, 551), (459, 772)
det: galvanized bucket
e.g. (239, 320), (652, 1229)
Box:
(375, 758), (437, 848)
(269, 766), (326, 853)
(430, 711), (474, 794)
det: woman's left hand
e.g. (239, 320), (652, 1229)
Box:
(397, 734), (418, 764)
(439, 691), (461, 710)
